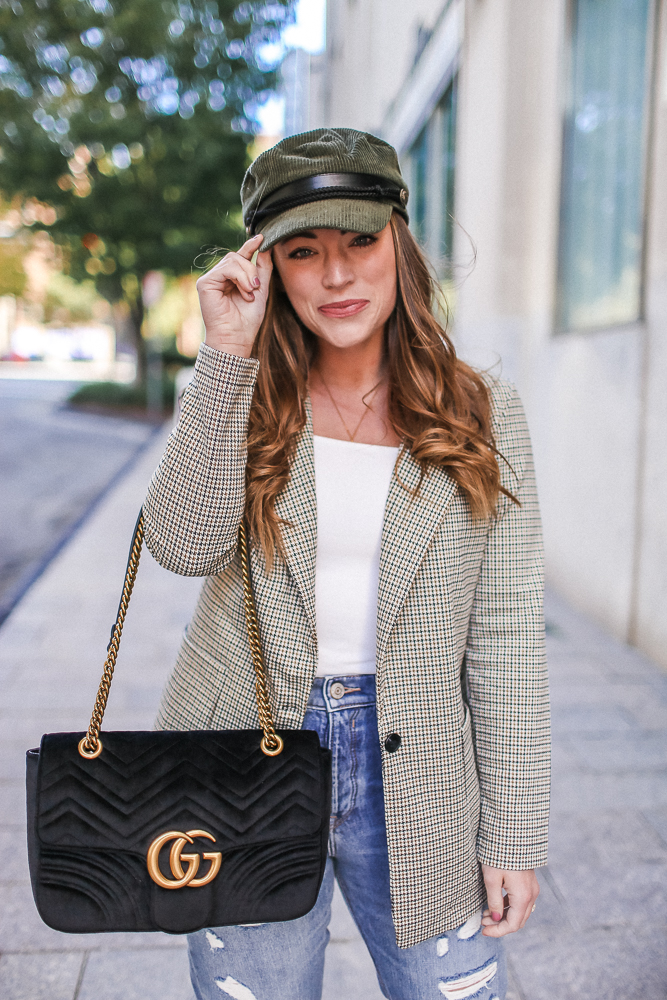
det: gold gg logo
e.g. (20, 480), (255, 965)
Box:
(146, 829), (222, 889)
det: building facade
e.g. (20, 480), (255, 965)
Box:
(313, 0), (667, 665)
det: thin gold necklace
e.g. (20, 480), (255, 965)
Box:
(315, 368), (384, 443)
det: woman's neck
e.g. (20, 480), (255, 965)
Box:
(309, 327), (401, 446)
(314, 328), (385, 392)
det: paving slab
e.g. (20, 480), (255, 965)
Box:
(549, 704), (634, 734)
(0, 951), (84, 1000)
(323, 890), (384, 999)
(644, 805), (667, 844)
(547, 809), (667, 867)
(566, 731), (667, 770)
(506, 924), (667, 1000)
(78, 949), (192, 1000)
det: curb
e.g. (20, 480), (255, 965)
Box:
(0, 421), (166, 629)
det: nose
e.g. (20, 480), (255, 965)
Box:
(321, 249), (354, 290)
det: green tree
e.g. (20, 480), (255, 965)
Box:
(0, 237), (26, 297)
(0, 0), (290, 378)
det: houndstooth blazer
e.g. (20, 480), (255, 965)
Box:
(144, 344), (550, 949)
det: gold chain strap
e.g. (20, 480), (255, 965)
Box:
(78, 513), (145, 759)
(238, 522), (284, 756)
(78, 513), (283, 759)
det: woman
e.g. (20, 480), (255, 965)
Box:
(144, 128), (550, 1000)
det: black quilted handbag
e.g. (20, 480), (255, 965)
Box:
(26, 513), (331, 935)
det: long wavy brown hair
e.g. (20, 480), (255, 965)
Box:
(246, 212), (513, 564)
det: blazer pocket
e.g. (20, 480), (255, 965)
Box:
(461, 704), (481, 839)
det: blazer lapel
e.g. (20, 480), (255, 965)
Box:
(273, 408), (459, 652)
(377, 449), (458, 662)
(274, 399), (318, 634)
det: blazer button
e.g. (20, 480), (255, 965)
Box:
(384, 733), (401, 753)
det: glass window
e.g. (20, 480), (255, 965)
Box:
(406, 75), (458, 273)
(556, 0), (653, 331)
(410, 125), (428, 246)
(440, 78), (457, 265)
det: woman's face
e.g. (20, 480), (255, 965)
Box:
(271, 222), (397, 350)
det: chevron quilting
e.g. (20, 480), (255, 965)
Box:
(28, 729), (331, 933)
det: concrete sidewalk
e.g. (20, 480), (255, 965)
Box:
(504, 593), (667, 998)
(1, 425), (666, 999)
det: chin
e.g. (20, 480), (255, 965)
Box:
(314, 320), (379, 350)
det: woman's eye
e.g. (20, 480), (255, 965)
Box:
(351, 235), (377, 248)
(288, 247), (315, 259)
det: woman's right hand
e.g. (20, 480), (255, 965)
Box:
(196, 233), (273, 357)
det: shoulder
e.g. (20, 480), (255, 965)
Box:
(478, 372), (533, 488)
(478, 371), (528, 439)
(477, 371), (518, 426)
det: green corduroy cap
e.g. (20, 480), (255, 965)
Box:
(241, 128), (409, 249)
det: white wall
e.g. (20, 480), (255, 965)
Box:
(630, 9), (667, 659)
(453, 0), (667, 656)
(325, 0), (449, 130)
(322, 0), (667, 664)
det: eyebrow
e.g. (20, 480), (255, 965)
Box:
(281, 231), (318, 243)
(280, 229), (354, 246)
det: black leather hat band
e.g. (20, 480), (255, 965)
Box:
(246, 172), (409, 234)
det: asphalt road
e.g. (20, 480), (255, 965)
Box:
(0, 379), (159, 625)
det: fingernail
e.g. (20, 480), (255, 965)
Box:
(253, 277), (260, 288)
(492, 912), (502, 922)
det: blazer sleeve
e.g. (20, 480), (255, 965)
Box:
(464, 383), (550, 870)
(142, 344), (259, 576)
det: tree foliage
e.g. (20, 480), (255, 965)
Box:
(0, 235), (26, 296)
(0, 0), (290, 321)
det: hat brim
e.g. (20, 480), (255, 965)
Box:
(256, 198), (394, 250)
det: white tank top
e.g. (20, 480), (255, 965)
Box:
(313, 435), (400, 676)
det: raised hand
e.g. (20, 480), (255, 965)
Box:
(196, 233), (273, 358)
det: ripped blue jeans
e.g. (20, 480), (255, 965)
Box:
(188, 675), (506, 1000)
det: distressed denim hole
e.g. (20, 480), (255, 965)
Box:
(436, 936), (450, 956)
(456, 909), (482, 940)
(438, 959), (498, 999)
(206, 929), (225, 951)
(214, 975), (257, 1000)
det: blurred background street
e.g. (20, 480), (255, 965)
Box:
(0, 378), (157, 625)
(1, 0), (666, 997)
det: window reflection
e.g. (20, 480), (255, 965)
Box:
(406, 77), (458, 278)
(557, 0), (653, 331)
(412, 125), (428, 246)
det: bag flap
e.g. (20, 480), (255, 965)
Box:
(35, 730), (329, 854)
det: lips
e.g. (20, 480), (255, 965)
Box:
(317, 299), (369, 318)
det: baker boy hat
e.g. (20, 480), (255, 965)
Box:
(241, 128), (409, 250)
